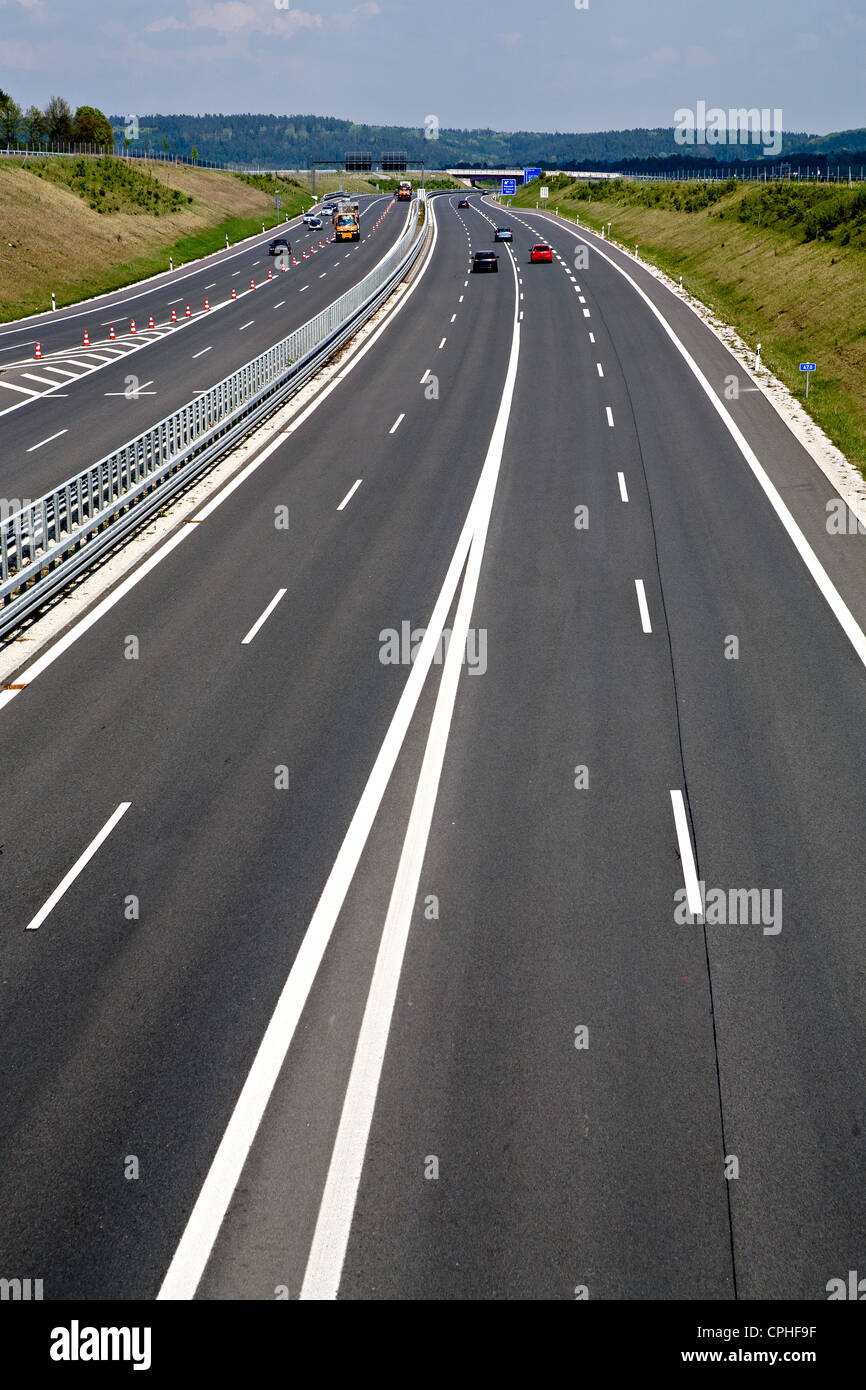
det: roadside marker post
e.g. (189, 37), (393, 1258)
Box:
(800, 362), (816, 398)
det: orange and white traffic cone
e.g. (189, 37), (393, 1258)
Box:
(34, 342), (41, 359)
(268, 267), (273, 280)
(281, 261), (287, 272)
(130, 319), (136, 334)
(250, 278), (255, 290)
(186, 304), (191, 317)
(171, 307), (177, 322)
(231, 286), (236, 299)
(83, 329), (90, 345)
(204, 297), (210, 311)
(148, 313), (154, 328)
(109, 324), (115, 339)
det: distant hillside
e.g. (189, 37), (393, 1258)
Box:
(109, 114), (866, 171)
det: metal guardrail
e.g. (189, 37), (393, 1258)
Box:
(0, 197), (430, 637)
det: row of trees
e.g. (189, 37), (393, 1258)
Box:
(0, 92), (114, 150)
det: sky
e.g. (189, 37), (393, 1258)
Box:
(0, 0), (863, 136)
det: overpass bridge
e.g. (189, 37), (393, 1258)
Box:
(445, 168), (623, 186)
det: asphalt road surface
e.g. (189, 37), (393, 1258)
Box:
(0, 192), (863, 1301)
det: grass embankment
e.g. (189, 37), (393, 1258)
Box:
(0, 157), (312, 321)
(512, 175), (866, 471)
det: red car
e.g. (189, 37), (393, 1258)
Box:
(530, 242), (553, 263)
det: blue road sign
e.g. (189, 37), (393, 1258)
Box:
(524, 168), (541, 183)
(800, 363), (816, 371)
(502, 179), (517, 196)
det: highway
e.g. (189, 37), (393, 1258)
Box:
(0, 194), (402, 501)
(0, 191), (864, 1301)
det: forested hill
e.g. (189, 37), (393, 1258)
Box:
(109, 114), (866, 169)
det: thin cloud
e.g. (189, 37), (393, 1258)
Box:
(146, 4), (323, 37)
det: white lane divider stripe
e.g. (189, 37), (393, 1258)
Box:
(606, 406), (614, 427)
(25, 802), (132, 932)
(26, 428), (67, 452)
(617, 472), (629, 502)
(671, 790), (703, 919)
(337, 479), (363, 511)
(241, 589), (287, 645)
(389, 413), (405, 434)
(635, 579), (652, 633)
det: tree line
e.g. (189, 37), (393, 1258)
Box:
(100, 112), (866, 171)
(0, 91), (114, 150)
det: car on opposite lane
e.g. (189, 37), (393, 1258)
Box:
(472, 251), (499, 273)
(530, 242), (553, 263)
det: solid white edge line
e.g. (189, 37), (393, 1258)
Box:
(337, 479), (363, 511)
(526, 209), (866, 671)
(155, 195), (444, 1303)
(241, 588), (287, 645)
(635, 579), (652, 633)
(671, 790), (703, 919)
(25, 802), (132, 931)
(300, 222), (523, 1303)
(618, 472), (629, 502)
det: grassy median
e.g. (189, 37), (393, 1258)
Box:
(511, 175), (866, 472)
